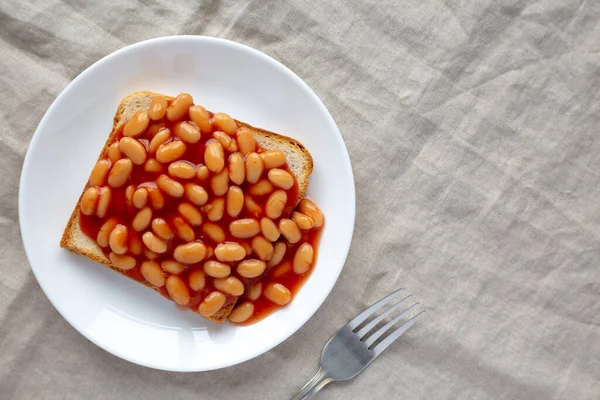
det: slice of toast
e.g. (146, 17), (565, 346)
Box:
(60, 91), (313, 323)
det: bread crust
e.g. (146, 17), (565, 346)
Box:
(61, 91), (312, 323)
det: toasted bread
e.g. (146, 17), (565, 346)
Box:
(60, 91), (313, 323)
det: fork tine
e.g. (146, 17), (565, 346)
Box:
(347, 288), (406, 330)
(355, 295), (412, 338)
(371, 309), (425, 355)
(363, 303), (419, 348)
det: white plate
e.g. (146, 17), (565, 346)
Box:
(19, 36), (355, 371)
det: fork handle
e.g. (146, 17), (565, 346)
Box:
(292, 367), (332, 400)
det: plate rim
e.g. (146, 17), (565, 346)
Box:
(18, 35), (356, 371)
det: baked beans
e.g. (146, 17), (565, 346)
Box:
(261, 149), (286, 169)
(251, 235), (274, 261)
(202, 222), (226, 243)
(161, 259), (185, 275)
(173, 216), (195, 242)
(226, 186), (244, 217)
(214, 242), (246, 262)
(168, 161), (196, 179)
(236, 128), (256, 155)
(166, 275), (190, 305)
(152, 218), (174, 240)
(293, 243), (314, 274)
(125, 184), (135, 207)
(249, 179), (274, 196)
(107, 158), (133, 187)
(265, 190), (287, 219)
(141, 260), (165, 287)
(108, 141), (121, 163)
(119, 137), (147, 165)
(124, 110), (150, 137)
(203, 260), (231, 278)
(213, 276), (244, 296)
(90, 159), (111, 186)
(178, 202), (203, 226)
(279, 218), (302, 244)
(229, 218), (260, 239)
(109, 252), (136, 270)
(156, 140), (187, 164)
(198, 291), (226, 317)
(148, 95), (168, 121)
(205, 141), (225, 173)
(148, 128), (170, 154)
(77, 95), (326, 325)
(129, 232), (143, 256)
(292, 211), (314, 230)
(174, 121), (201, 144)
(214, 131), (238, 152)
(237, 259), (266, 278)
(96, 187), (111, 218)
(260, 218), (280, 242)
(109, 224), (128, 254)
(188, 270), (206, 291)
(228, 302), (254, 323)
(264, 283), (292, 306)
(148, 121), (168, 138)
(204, 197), (225, 222)
(174, 242), (207, 264)
(213, 112), (237, 135)
(132, 206), (152, 232)
(189, 105), (212, 133)
(268, 168), (294, 190)
(166, 93), (193, 122)
(196, 165), (209, 180)
(228, 153), (245, 185)
(245, 152), (264, 184)
(144, 158), (163, 173)
(244, 195), (261, 216)
(132, 187), (148, 209)
(268, 241), (287, 267)
(157, 174), (184, 198)
(299, 198), (324, 228)
(185, 183), (209, 206)
(97, 217), (118, 247)
(148, 187), (165, 210)
(211, 168), (229, 196)
(142, 231), (168, 254)
(247, 282), (263, 301)
(81, 187), (99, 216)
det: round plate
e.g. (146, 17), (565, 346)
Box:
(19, 36), (355, 371)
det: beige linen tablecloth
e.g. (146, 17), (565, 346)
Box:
(2, 1), (600, 399)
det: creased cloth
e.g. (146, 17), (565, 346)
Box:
(1, 0), (599, 399)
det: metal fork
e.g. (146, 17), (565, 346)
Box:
(292, 288), (425, 399)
